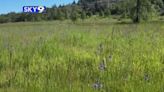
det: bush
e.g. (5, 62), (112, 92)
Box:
(0, 16), (8, 23)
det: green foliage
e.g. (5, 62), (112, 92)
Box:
(104, 8), (111, 17)
(119, 0), (164, 23)
(0, 0), (163, 23)
(0, 16), (8, 23)
(70, 5), (81, 22)
(99, 10), (105, 17)
(81, 11), (87, 20)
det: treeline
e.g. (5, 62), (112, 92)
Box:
(0, 0), (164, 23)
(0, 1), (113, 23)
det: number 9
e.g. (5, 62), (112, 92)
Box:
(38, 6), (45, 13)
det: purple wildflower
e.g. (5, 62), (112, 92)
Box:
(144, 74), (150, 81)
(108, 55), (112, 61)
(92, 81), (103, 89)
(99, 59), (106, 71)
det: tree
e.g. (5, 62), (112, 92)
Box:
(70, 5), (82, 22)
(0, 16), (8, 23)
(56, 9), (65, 20)
(70, 10), (79, 22)
(135, 0), (141, 23)
(81, 11), (87, 20)
(123, 0), (158, 23)
(104, 8), (111, 17)
(99, 10), (105, 17)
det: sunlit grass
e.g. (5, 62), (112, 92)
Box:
(0, 20), (164, 92)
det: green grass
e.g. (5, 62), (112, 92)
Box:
(0, 20), (164, 92)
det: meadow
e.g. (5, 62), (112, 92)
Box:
(0, 19), (164, 92)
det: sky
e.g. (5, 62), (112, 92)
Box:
(0, 0), (78, 14)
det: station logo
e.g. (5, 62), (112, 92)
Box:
(23, 6), (46, 13)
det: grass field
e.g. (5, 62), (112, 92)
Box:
(0, 19), (164, 92)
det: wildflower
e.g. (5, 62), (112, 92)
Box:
(92, 81), (103, 89)
(97, 43), (103, 55)
(99, 43), (103, 50)
(108, 55), (112, 62)
(144, 73), (150, 81)
(99, 59), (106, 71)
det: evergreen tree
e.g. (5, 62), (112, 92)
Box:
(81, 11), (87, 20)
(123, 0), (159, 23)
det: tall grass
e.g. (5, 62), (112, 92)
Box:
(0, 20), (164, 92)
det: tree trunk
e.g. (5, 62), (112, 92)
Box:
(135, 0), (141, 23)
